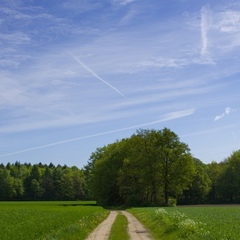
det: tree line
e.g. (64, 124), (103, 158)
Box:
(1, 128), (240, 206)
(0, 162), (86, 201)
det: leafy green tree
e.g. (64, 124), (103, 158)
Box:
(13, 178), (25, 200)
(217, 150), (240, 203)
(0, 168), (16, 200)
(89, 128), (195, 206)
(32, 164), (42, 181)
(24, 165), (41, 199)
(59, 168), (75, 200)
(0, 162), (86, 201)
(41, 166), (54, 200)
(207, 161), (226, 203)
(89, 140), (128, 206)
(1, 162), (26, 200)
(179, 158), (211, 204)
(71, 167), (85, 200)
(149, 128), (195, 206)
(118, 131), (161, 205)
(52, 166), (64, 200)
(31, 179), (44, 200)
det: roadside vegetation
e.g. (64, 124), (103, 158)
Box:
(109, 212), (129, 240)
(128, 206), (240, 240)
(0, 201), (109, 240)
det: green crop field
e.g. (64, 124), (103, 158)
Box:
(0, 201), (109, 240)
(128, 205), (240, 240)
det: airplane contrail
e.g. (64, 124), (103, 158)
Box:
(69, 52), (127, 98)
(0, 108), (194, 158)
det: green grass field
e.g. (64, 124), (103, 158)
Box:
(109, 212), (128, 240)
(0, 201), (109, 240)
(2, 202), (240, 240)
(128, 205), (240, 240)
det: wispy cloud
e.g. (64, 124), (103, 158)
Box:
(69, 52), (127, 98)
(62, 1), (101, 12)
(218, 10), (240, 33)
(201, 6), (208, 56)
(182, 124), (234, 137)
(198, 5), (240, 63)
(200, 5), (213, 63)
(0, 108), (194, 158)
(136, 57), (189, 69)
(119, 9), (137, 25)
(111, 0), (137, 6)
(214, 107), (233, 121)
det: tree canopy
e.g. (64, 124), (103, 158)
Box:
(0, 162), (86, 201)
(87, 128), (196, 206)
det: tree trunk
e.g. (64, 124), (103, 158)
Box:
(164, 181), (169, 206)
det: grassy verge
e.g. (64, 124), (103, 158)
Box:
(0, 201), (109, 240)
(128, 206), (240, 240)
(109, 212), (129, 240)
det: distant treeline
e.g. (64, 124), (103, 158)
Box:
(0, 162), (86, 201)
(1, 128), (240, 205)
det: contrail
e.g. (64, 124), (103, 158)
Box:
(0, 108), (194, 158)
(69, 52), (126, 98)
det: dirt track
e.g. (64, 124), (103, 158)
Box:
(122, 211), (153, 240)
(85, 211), (153, 240)
(86, 211), (118, 240)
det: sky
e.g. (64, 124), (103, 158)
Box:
(0, 0), (240, 168)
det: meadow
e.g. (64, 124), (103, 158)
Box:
(0, 201), (109, 240)
(128, 205), (240, 240)
(2, 202), (240, 240)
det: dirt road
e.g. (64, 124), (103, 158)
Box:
(86, 211), (118, 240)
(85, 210), (153, 240)
(122, 211), (153, 240)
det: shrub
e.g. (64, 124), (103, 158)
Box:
(168, 198), (177, 207)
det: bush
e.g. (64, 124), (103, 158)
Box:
(168, 198), (177, 207)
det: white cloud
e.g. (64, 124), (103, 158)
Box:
(218, 10), (240, 33)
(201, 7), (240, 53)
(136, 57), (189, 69)
(214, 107), (233, 121)
(200, 6), (209, 56)
(119, 9), (137, 25)
(200, 5), (214, 64)
(111, 0), (137, 6)
(0, 32), (30, 44)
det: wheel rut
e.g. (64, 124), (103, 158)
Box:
(122, 211), (153, 240)
(86, 211), (118, 240)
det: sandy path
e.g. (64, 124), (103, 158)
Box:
(85, 210), (153, 240)
(85, 211), (118, 240)
(122, 211), (153, 240)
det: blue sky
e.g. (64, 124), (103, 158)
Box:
(0, 0), (240, 168)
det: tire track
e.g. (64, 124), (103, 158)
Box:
(85, 211), (118, 240)
(122, 211), (153, 240)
